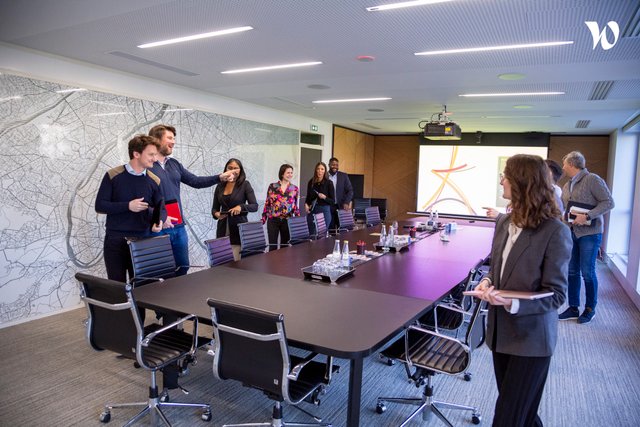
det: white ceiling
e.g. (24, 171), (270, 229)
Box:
(1, 0), (639, 135)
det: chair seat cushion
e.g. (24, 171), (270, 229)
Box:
(408, 332), (468, 375)
(140, 324), (194, 369)
(287, 356), (335, 402)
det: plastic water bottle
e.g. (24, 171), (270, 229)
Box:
(333, 239), (341, 261)
(341, 241), (350, 268)
(379, 224), (387, 246)
(388, 224), (395, 247)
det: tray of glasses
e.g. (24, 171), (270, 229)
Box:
(374, 242), (410, 252)
(302, 264), (355, 283)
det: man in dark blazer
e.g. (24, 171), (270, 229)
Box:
(328, 157), (353, 230)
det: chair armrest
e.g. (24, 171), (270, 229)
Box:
(128, 276), (165, 286)
(287, 352), (319, 381)
(141, 314), (198, 347)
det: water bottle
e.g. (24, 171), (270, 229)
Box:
(388, 224), (395, 247)
(392, 220), (399, 234)
(333, 239), (341, 261)
(434, 210), (439, 222)
(379, 224), (387, 246)
(341, 241), (350, 268)
(429, 209), (433, 221)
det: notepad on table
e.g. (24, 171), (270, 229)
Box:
(463, 290), (554, 300)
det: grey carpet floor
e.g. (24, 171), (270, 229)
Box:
(1, 261), (639, 427)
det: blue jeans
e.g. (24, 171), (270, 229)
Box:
(567, 231), (601, 310)
(155, 225), (190, 276)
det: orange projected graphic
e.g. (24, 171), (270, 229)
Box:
(421, 146), (478, 214)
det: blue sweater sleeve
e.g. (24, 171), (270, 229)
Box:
(95, 172), (130, 214)
(175, 160), (220, 188)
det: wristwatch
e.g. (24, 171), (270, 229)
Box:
(585, 213), (591, 221)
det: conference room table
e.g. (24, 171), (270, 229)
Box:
(134, 220), (494, 427)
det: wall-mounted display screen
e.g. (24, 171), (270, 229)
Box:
(417, 145), (549, 216)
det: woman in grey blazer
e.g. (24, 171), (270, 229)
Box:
(475, 154), (572, 427)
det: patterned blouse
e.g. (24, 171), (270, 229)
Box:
(261, 181), (300, 222)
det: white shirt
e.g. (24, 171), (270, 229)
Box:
(500, 222), (522, 314)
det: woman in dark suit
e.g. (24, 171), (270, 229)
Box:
(211, 158), (258, 260)
(475, 154), (572, 427)
(304, 162), (334, 235)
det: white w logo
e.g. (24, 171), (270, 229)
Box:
(585, 21), (620, 50)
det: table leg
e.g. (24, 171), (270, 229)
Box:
(346, 357), (363, 427)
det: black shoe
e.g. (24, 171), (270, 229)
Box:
(558, 306), (579, 320)
(578, 307), (596, 324)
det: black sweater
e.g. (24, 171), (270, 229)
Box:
(305, 178), (335, 207)
(95, 166), (164, 238)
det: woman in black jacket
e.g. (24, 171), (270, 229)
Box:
(305, 162), (334, 234)
(211, 158), (258, 260)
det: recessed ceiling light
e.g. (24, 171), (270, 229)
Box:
(221, 61), (322, 74)
(498, 73), (526, 80)
(307, 84), (331, 90)
(312, 97), (391, 104)
(138, 26), (253, 48)
(56, 88), (86, 93)
(513, 105), (533, 109)
(357, 55), (375, 62)
(415, 41), (573, 56)
(459, 92), (565, 97)
(366, 0), (454, 12)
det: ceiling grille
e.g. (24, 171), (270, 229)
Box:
(622, 2), (640, 37)
(575, 120), (591, 129)
(107, 51), (199, 76)
(589, 81), (614, 100)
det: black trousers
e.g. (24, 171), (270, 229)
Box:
(492, 351), (551, 427)
(267, 217), (290, 249)
(103, 235), (133, 282)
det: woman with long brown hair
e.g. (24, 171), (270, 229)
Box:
(304, 162), (334, 234)
(475, 154), (571, 427)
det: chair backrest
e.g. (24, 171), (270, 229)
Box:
(287, 216), (311, 244)
(365, 206), (381, 226)
(337, 209), (355, 231)
(204, 236), (235, 267)
(238, 221), (267, 258)
(353, 198), (371, 222)
(128, 235), (176, 286)
(75, 272), (140, 358)
(370, 198), (387, 220)
(314, 213), (328, 239)
(207, 298), (291, 402)
(464, 298), (487, 351)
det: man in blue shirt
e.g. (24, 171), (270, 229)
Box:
(95, 135), (164, 282)
(148, 124), (234, 275)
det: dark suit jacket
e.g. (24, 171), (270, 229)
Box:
(485, 214), (571, 357)
(211, 180), (258, 245)
(331, 171), (353, 208)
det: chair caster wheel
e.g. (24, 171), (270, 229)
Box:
(386, 358), (395, 366)
(464, 373), (472, 381)
(202, 410), (212, 422)
(99, 410), (111, 423)
(472, 414), (482, 424)
(376, 403), (386, 414)
(160, 392), (170, 403)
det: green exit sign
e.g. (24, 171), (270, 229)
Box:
(310, 124), (318, 132)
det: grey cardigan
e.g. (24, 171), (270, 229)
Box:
(561, 168), (614, 238)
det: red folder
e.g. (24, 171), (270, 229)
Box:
(165, 199), (183, 225)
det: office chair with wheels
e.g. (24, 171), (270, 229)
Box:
(313, 213), (328, 239)
(238, 221), (269, 258)
(370, 198), (388, 221)
(127, 235), (177, 286)
(204, 236), (235, 267)
(364, 206), (382, 227)
(353, 198), (371, 223)
(287, 216), (312, 245)
(376, 298), (486, 426)
(337, 209), (355, 232)
(75, 272), (212, 426)
(207, 298), (338, 427)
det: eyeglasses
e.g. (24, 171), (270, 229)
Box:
(499, 173), (506, 183)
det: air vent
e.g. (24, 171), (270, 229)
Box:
(355, 122), (381, 130)
(271, 97), (310, 108)
(107, 51), (199, 76)
(588, 81), (614, 100)
(575, 120), (591, 129)
(622, 2), (640, 37)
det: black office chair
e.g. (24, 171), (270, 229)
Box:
(204, 236), (235, 267)
(337, 209), (355, 231)
(287, 216), (312, 245)
(75, 272), (212, 425)
(376, 298), (486, 426)
(364, 206), (382, 226)
(353, 198), (371, 223)
(313, 213), (328, 239)
(238, 221), (268, 258)
(370, 198), (388, 221)
(127, 235), (177, 286)
(207, 298), (337, 427)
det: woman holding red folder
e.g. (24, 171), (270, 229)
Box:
(475, 154), (571, 427)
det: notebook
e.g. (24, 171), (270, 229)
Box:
(463, 290), (554, 300)
(165, 199), (182, 225)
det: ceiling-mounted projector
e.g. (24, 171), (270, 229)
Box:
(419, 105), (462, 140)
(423, 122), (462, 140)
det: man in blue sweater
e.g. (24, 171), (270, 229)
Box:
(95, 135), (164, 282)
(148, 124), (234, 275)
